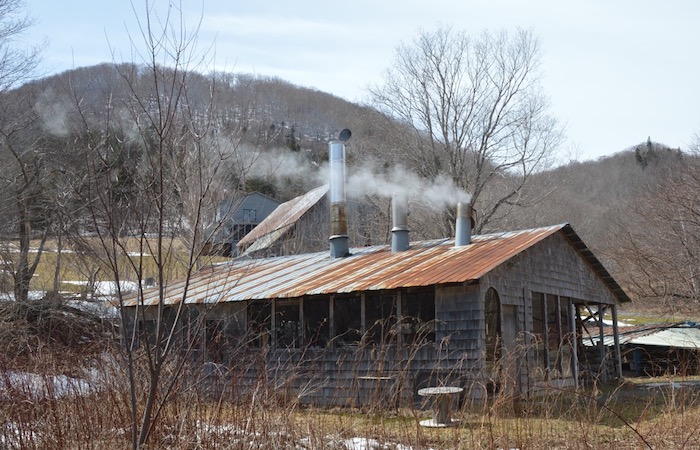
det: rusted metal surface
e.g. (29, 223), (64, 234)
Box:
(240, 224), (294, 256)
(586, 322), (700, 348)
(329, 202), (348, 236)
(236, 184), (328, 251)
(125, 223), (630, 307)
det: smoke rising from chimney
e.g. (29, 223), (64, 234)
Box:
(345, 160), (472, 211)
(243, 148), (471, 212)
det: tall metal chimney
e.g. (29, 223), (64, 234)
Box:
(329, 130), (351, 258)
(391, 193), (409, 252)
(455, 201), (473, 247)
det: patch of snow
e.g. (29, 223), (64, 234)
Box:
(342, 437), (416, 450)
(344, 438), (382, 450)
(0, 291), (47, 301)
(66, 299), (120, 319)
(0, 371), (95, 400)
(602, 319), (631, 327)
(63, 280), (139, 296)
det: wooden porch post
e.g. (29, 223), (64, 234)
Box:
(612, 304), (622, 379)
(569, 301), (579, 389)
(598, 304), (607, 383)
(329, 295), (335, 347)
(271, 300), (277, 350)
(396, 291), (403, 347)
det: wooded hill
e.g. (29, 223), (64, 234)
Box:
(1, 63), (698, 312)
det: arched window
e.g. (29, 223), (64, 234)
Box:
(485, 287), (501, 362)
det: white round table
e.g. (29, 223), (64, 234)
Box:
(418, 386), (463, 427)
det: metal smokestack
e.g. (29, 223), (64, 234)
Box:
(455, 201), (473, 247)
(391, 193), (409, 252)
(329, 130), (351, 258)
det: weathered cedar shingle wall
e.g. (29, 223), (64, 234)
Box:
(482, 231), (617, 309)
(227, 343), (443, 407)
(479, 231), (620, 392)
(432, 283), (484, 395)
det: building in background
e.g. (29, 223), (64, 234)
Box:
(205, 192), (281, 257)
(236, 185), (329, 258)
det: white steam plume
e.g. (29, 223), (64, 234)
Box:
(346, 160), (471, 211)
(242, 147), (471, 211)
(34, 89), (73, 137)
(240, 146), (325, 186)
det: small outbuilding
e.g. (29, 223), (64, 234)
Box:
(587, 322), (700, 377)
(125, 221), (628, 405)
(123, 137), (628, 406)
(205, 192), (281, 256)
(236, 184), (329, 257)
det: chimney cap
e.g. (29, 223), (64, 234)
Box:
(338, 129), (352, 142)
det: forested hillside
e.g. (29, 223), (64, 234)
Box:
(1, 62), (698, 313)
(519, 141), (698, 313)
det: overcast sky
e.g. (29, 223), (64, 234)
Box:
(23, 0), (700, 161)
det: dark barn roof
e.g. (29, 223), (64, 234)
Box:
(125, 223), (630, 307)
(236, 184), (328, 254)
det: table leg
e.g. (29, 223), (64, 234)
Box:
(434, 394), (450, 425)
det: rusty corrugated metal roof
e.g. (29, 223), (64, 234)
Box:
(236, 184), (328, 251)
(240, 224), (294, 257)
(125, 223), (630, 307)
(586, 322), (700, 348)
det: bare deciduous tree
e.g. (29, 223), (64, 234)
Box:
(370, 26), (562, 234)
(0, 0), (47, 302)
(60, 2), (245, 448)
(0, 0), (41, 91)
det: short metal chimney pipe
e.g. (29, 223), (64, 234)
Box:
(329, 138), (350, 258)
(391, 193), (409, 252)
(455, 201), (473, 247)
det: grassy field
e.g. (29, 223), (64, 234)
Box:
(2, 343), (700, 449)
(1, 237), (229, 295)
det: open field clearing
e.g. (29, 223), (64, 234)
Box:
(1, 238), (229, 296)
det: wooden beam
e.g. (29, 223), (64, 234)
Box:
(612, 304), (622, 379)
(598, 303), (607, 383)
(569, 301), (579, 389)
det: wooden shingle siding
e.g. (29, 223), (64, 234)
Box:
(478, 231), (620, 394)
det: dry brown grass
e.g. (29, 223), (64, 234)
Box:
(3, 343), (700, 450)
(2, 237), (229, 294)
(1, 292), (699, 449)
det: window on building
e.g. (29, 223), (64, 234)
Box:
(232, 224), (255, 241)
(365, 293), (397, 345)
(532, 292), (573, 379)
(334, 295), (362, 345)
(243, 208), (257, 222)
(135, 318), (157, 349)
(304, 297), (330, 348)
(248, 300), (271, 348)
(401, 290), (435, 345)
(276, 301), (301, 348)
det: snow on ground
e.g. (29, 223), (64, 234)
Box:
(1, 422), (38, 448)
(0, 291), (45, 301)
(0, 371), (95, 401)
(63, 280), (139, 296)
